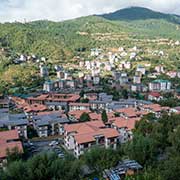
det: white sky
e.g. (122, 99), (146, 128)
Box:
(0, 0), (180, 22)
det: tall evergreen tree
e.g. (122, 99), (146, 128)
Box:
(101, 110), (108, 123)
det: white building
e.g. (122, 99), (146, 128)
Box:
(149, 80), (171, 91)
(136, 65), (146, 75)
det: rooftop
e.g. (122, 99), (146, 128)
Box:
(0, 130), (23, 159)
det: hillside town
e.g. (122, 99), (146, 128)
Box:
(1, 41), (180, 179)
(1, 3), (180, 179)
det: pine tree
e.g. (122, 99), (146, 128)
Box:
(101, 110), (108, 123)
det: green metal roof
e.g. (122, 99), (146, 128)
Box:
(152, 79), (170, 83)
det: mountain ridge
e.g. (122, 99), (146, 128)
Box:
(98, 6), (180, 24)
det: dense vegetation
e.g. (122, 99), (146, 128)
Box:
(126, 113), (180, 179)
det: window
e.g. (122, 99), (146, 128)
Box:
(83, 143), (89, 148)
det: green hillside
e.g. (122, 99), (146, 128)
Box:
(0, 16), (128, 58)
(0, 8), (180, 61)
(0, 8), (180, 60)
(0, 7), (180, 93)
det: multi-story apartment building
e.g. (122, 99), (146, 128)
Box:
(64, 121), (119, 157)
(149, 79), (171, 91)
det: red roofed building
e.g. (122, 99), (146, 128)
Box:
(23, 103), (48, 117)
(141, 104), (169, 118)
(148, 92), (163, 102)
(107, 112), (116, 119)
(89, 112), (102, 121)
(68, 110), (91, 121)
(68, 110), (102, 121)
(26, 93), (80, 105)
(64, 121), (119, 157)
(0, 130), (23, 167)
(111, 117), (141, 143)
(84, 93), (98, 101)
(115, 108), (138, 119)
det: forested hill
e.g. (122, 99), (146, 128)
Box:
(0, 7), (180, 61)
(0, 16), (126, 60)
(98, 7), (180, 24)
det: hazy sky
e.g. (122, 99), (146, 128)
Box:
(0, 0), (180, 22)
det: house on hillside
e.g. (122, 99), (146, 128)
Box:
(64, 121), (119, 157)
(40, 65), (49, 78)
(136, 65), (146, 75)
(148, 92), (163, 102)
(133, 76), (141, 84)
(149, 79), (171, 91)
(131, 84), (147, 92)
(111, 117), (141, 143)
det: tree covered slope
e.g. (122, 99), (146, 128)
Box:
(0, 7), (180, 60)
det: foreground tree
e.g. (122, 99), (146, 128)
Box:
(101, 110), (108, 123)
(82, 147), (121, 172)
(80, 112), (90, 122)
(125, 133), (157, 165)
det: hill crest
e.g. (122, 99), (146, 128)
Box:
(98, 6), (180, 24)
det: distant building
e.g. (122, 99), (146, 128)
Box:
(141, 104), (170, 118)
(90, 48), (102, 57)
(130, 52), (137, 60)
(148, 92), (163, 102)
(155, 65), (164, 73)
(93, 76), (100, 85)
(99, 93), (113, 102)
(133, 76), (141, 84)
(131, 84), (147, 92)
(136, 65), (146, 75)
(111, 117), (139, 143)
(57, 70), (65, 79)
(43, 80), (54, 92)
(40, 65), (49, 78)
(119, 75), (129, 85)
(89, 100), (109, 111)
(166, 71), (177, 78)
(149, 79), (171, 91)
(119, 61), (131, 70)
(43, 79), (77, 92)
(45, 102), (68, 112)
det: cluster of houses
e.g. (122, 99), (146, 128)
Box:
(0, 90), (177, 159)
(14, 54), (46, 64)
(42, 64), (102, 92)
(40, 46), (178, 98)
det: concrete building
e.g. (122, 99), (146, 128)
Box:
(64, 121), (119, 157)
(149, 79), (171, 91)
(33, 111), (70, 137)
